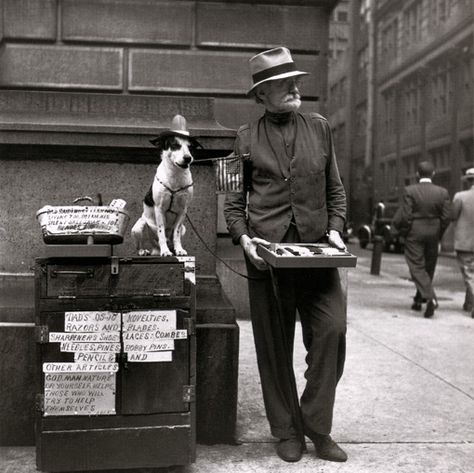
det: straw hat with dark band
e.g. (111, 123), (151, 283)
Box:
(247, 47), (309, 95)
(462, 167), (474, 180)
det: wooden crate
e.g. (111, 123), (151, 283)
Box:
(35, 256), (196, 472)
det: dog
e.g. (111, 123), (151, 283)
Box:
(131, 115), (200, 257)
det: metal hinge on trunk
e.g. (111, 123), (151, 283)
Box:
(183, 385), (195, 403)
(35, 393), (44, 412)
(184, 317), (195, 336)
(35, 325), (49, 343)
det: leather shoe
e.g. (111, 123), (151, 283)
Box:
(411, 301), (422, 311)
(463, 302), (473, 312)
(311, 434), (347, 462)
(275, 438), (303, 462)
(424, 299), (436, 318)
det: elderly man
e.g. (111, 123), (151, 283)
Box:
(452, 168), (474, 317)
(224, 47), (347, 463)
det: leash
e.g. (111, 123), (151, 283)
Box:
(193, 153), (250, 164)
(185, 214), (264, 281)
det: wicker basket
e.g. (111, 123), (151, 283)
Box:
(36, 205), (130, 244)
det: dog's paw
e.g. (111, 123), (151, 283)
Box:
(138, 249), (150, 256)
(160, 249), (173, 257)
(174, 248), (188, 256)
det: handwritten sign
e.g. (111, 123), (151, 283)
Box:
(44, 373), (115, 416)
(123, 329), (187, 341)
(122, 310), (183, 362)
(64, 311), (120, 333)
(50, 332), (120, 343)
(74, 353), (116, 363)
(123, 310), (176, 327)
(127, 352), (172, 362)
(123, 339), (174, 353)
(60, 342), (121, 353)
(39, 206), (123, 235)
(43, 362), (119, 373)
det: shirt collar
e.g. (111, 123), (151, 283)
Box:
(419, 178), (432, 183)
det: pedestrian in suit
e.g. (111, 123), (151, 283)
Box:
(224, 47), (348, 463)
(451, 167), (474, 317)
(392, 161), (451, 318)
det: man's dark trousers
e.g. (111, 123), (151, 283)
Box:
(404, 219), (441, 301)
(244, 248), (346, 440)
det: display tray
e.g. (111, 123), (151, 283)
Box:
(257, 243), (357, 268)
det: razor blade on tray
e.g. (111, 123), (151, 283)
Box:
(257, 243), (357, 268)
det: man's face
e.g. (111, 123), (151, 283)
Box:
(257, 76), (302, 113)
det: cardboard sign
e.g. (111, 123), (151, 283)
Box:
(44, 373), (116, 416)
(40, 206), (123, 235)
(127, 352), (173, 362)
(49, 332), (120, 343)
(123, 339), (174, 352)
(60, 342), (121, 353)
(43, 362), (119, 373)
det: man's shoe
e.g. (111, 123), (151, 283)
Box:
(463, 302), (473, 312)
(424, 299), (436, 318)
(411, 301), (422, 311)
(311, 434), (347, 462)
(275, 438), (303, 462)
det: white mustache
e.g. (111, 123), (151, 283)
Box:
(285, 94), (301, 101)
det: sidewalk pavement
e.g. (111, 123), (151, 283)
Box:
(2, 244), (473, 472)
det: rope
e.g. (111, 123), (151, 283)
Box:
(185, 214), (264, 281)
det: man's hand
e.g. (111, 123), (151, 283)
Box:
(239, 235), (271, 271)
(327, 230), (346, 251)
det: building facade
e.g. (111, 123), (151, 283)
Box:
(328, 0), (474, 233)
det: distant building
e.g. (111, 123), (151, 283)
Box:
(328, 0), (474, 233)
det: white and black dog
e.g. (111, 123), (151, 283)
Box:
(131, 115), (200, 257)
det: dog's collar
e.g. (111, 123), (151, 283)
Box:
(155, 176), (193, 194)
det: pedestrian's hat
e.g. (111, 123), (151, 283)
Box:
(150, 114), (201, 148)
(247, 47), (309, 95)
(462, 167), (474, 180)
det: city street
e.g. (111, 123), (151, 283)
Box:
(1, 243), (473, 472)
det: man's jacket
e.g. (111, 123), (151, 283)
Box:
(224, 112), (346, 244)
(392, 181), (451, 239)
(452, 186), (474, 252)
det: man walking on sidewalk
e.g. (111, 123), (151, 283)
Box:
(392, 161), (451, 318)
(452, 168), (474, 317)
(224, 47), (347, 463)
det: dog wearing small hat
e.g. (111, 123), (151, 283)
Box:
(131, 115), (200, 257)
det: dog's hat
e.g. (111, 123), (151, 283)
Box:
(247, 47), (309, 95)
(462, 167), (474, 180)
(150, 114), (201, 148)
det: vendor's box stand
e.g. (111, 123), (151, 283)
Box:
(35, 205), (196, 471)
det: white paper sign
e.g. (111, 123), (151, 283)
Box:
(127, 352), (173, 362)
(49, 332), (120, 343)
(123, 339), (174, 352)
(123, 329), (187, 341)
(43, 362), (119, 373)
(44, 372), (116, 416)
(60, 342), (121, 353)
(122, 310), (176, 327)
(74, 353), (116, 363)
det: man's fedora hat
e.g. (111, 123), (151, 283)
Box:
(247, 46), (309, 95)
(462, 167), (474, 180)
(150, 114), (201, 148)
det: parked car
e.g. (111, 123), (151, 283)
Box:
(357, 202), (405, 253)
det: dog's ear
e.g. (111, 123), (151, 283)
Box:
(150, 135), (174, 159)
